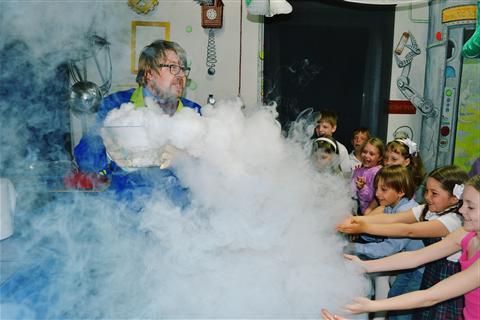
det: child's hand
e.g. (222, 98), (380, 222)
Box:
(345, 296), (376, 314)
(336, 216), (354, 229)
(336, 217), (365, 234)
(344, 254), (368, 274)
(355, 176), (366, 190)
(344, 253), (362, 263)
(320, 309), (347, 320)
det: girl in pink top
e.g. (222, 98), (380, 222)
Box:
(458, 176), (480, 319)
(459, 232), (480, 319)
(322, 175), (480, 320)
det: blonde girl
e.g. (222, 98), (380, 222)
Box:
(352, 137), (384, 214)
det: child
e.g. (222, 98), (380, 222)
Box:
(348, 127), (370, 173)
(365, 138), (426, 214)
(312, 110), (351, 175)
(311, 137), (341, 174)
(384, 139), (426, 201)
(337, 165), (469, 319)
(348, 165), (423, 320)
(352, 137), (384, 215)
(325, 175), (480, 320)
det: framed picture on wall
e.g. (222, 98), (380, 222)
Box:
(131, 21), (171, 74)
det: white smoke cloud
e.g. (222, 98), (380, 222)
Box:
(0, 3), (368, 319)
(2, 98), (368, 319)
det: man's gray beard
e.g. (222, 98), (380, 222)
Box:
(151, 84), (178, 116)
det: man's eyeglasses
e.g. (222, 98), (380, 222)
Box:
(158, 64), (191, 77)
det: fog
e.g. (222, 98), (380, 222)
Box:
(0, 2), (368, 318)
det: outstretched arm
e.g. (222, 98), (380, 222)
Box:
(354, 219), (450, 238)
(337, 210), (417, 235)
(338, 209), (417, 229)
(345, 260), (480, 314)
(353, 238), (415, 259)
(345, 228), (465, 273)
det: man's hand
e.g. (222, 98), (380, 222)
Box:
(101, 127), (133, 168)
(157, 144), (185, 169)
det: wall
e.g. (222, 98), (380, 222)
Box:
(82, 1), (262, 106)
(386, 2), (430, 143)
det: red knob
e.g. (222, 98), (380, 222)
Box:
(440, 126), (450, 136)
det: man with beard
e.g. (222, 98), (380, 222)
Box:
(72, 40), (200, 206)
(95, 40), (200, 121)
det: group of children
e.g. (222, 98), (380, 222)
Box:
(310, 110), (479, 319)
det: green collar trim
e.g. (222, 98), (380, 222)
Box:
(130, 86), (182, 112)
(177, 99), (184, 113)
(130, 87), (144, 109)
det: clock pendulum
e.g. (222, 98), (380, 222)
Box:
(198, 0), (224, 76)
(206, 29), (217, 75)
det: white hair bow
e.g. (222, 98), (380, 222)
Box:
(453, 184), (464, 200)
(396, 138), (418, 155)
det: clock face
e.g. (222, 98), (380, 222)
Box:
(206, 8), (217, 20)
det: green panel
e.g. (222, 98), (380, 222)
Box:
(453, 58), (480, 172)
(462, 2), (480, 58)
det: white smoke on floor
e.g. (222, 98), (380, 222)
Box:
(76, 98), (366, 318)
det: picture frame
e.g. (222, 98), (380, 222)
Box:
(131, 21), (171, 74)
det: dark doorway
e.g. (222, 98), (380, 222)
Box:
(264, 0), (395, 149)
